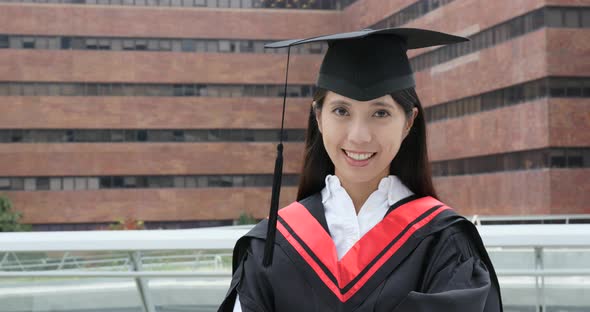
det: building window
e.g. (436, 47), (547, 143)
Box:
(0, 36), (9, 49)
(0, 178), (10, 190)
(22, 37), (35, 49)
(157, 40), (170, 51)
(36, 178), (50, 190)
(546, 8), (563, 27)
(181, 39), (195, 52)
(422, 77), (590, 123)
(582, 9), (590, 27)
(218, 40), (231, 52)
(50, 178), (62, 190)
(24, 178), (36, 191)
(564, 9), (580, 27)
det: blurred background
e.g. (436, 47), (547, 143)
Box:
(0, 0), (589, 311)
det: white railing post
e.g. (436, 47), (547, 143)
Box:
(534, 246), (545, 312)
(130, 251), (157, 312)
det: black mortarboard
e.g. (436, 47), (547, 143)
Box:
(261, 28), (469, 266)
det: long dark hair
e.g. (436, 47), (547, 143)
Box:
(296, 87), (438, 201)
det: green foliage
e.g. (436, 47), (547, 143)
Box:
(104, 217), (145, 230)
(236, 211), (257, 225)
(0, 195), (32, 232)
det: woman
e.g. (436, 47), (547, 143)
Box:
(218, 28), (503, 312)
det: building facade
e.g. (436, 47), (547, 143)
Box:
(0, 0), (588, 230)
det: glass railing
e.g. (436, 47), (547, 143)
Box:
(1, 222), (589, 312)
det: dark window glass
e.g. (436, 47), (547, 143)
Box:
(113, 177), (124, 188)
(567, 149), (584, 167)
(100, 177), (112, 188)
(547, 8), (563, 27)
(173, 130), (184, 142)
(239, 41), (254, 53)
(65, 130), (75, 142)
(0, 131), (10, 143)
(22, 38), (35, 49)
(172, 176), (185, 187)
(582, 9), (590, 27)
(148, 130), (175, 142)
(550, 150), (567, 168)
(208, 129), (221, 141)
(532, 9), (545, 29)
(173, 84), (183, 96)
(181, 39), (195, 52)
(283, 174), (299, 186)
(144, 39), (157, 51)
(565, 79), (583, 97)
(510, 17), (525, 37)
(133, 39), (146, 51)
(122, 40), (134, 50)
(11, 178), (24, 190)
(149, 176), (173, 188)
(11, 130), (24, 142)
(0, 36), (8, 49)
(550, 81), (567, 97)
(564, 9), (580, 27)
(137, 130), (148, 142)
(185, 130), (207, 142)
(121, 177), (136, 188)
(136, 176), (148, 188)
(0, 178), (10, 190)
(221, 176), (234, 187)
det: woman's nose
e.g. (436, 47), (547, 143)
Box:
(347, 120), (372, 145)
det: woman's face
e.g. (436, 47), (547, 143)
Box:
(315, 91), (418, 186)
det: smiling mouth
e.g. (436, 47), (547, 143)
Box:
(342, 149), (376, 161)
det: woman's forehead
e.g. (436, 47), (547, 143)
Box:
(324, 91), (396, 107)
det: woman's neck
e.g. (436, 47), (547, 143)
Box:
(336, 170), (389, 214)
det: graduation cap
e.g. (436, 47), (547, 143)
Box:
(262, 27), (469, 266)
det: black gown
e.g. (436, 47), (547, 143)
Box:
(218, 193), (503, 312)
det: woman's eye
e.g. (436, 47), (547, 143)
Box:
(373, 110), (391, 118)
(333, 107), (349, 116)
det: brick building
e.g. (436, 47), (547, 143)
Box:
(0, 0), (588, 230)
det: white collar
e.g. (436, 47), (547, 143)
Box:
(321, 174), (414, 209)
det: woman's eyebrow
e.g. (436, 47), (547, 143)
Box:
(328, 100), (351, 107)
(371, 101), (395, 108)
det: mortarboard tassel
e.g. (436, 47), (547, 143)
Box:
(263, 46), (291, 267)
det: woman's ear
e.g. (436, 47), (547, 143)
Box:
(403, 107), (418, 139)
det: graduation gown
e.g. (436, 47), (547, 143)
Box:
(218, 193), (503, 312)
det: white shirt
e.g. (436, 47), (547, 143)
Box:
(321, 174), (415, 259)
(233, 174), (414, 311)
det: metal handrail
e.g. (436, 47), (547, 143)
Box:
(1, 269), (590, 278)
(1, 224), (589, 312)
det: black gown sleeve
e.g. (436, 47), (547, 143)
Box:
(392, 224), (502, 312)
(218, 238), (275, 312)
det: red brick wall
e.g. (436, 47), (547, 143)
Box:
(0, 4), (343, 39)
(415, 29), (550, 106)
(434, 170), (552, 215)
(0, 97), (310, 129)
(427, 99), (550, 161)
(0, 50), (322, 84)
(550, 169), (590, 215)
(0, 142), (305, 176)
(2, 186), (299, 223)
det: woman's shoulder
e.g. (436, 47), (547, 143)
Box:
(428, 213), (488, 263)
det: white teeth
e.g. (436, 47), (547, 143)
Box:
(344, 150), (375, 161)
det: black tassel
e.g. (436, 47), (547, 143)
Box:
(262, 46), (291, 267)
(263, 143), (283, 267)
